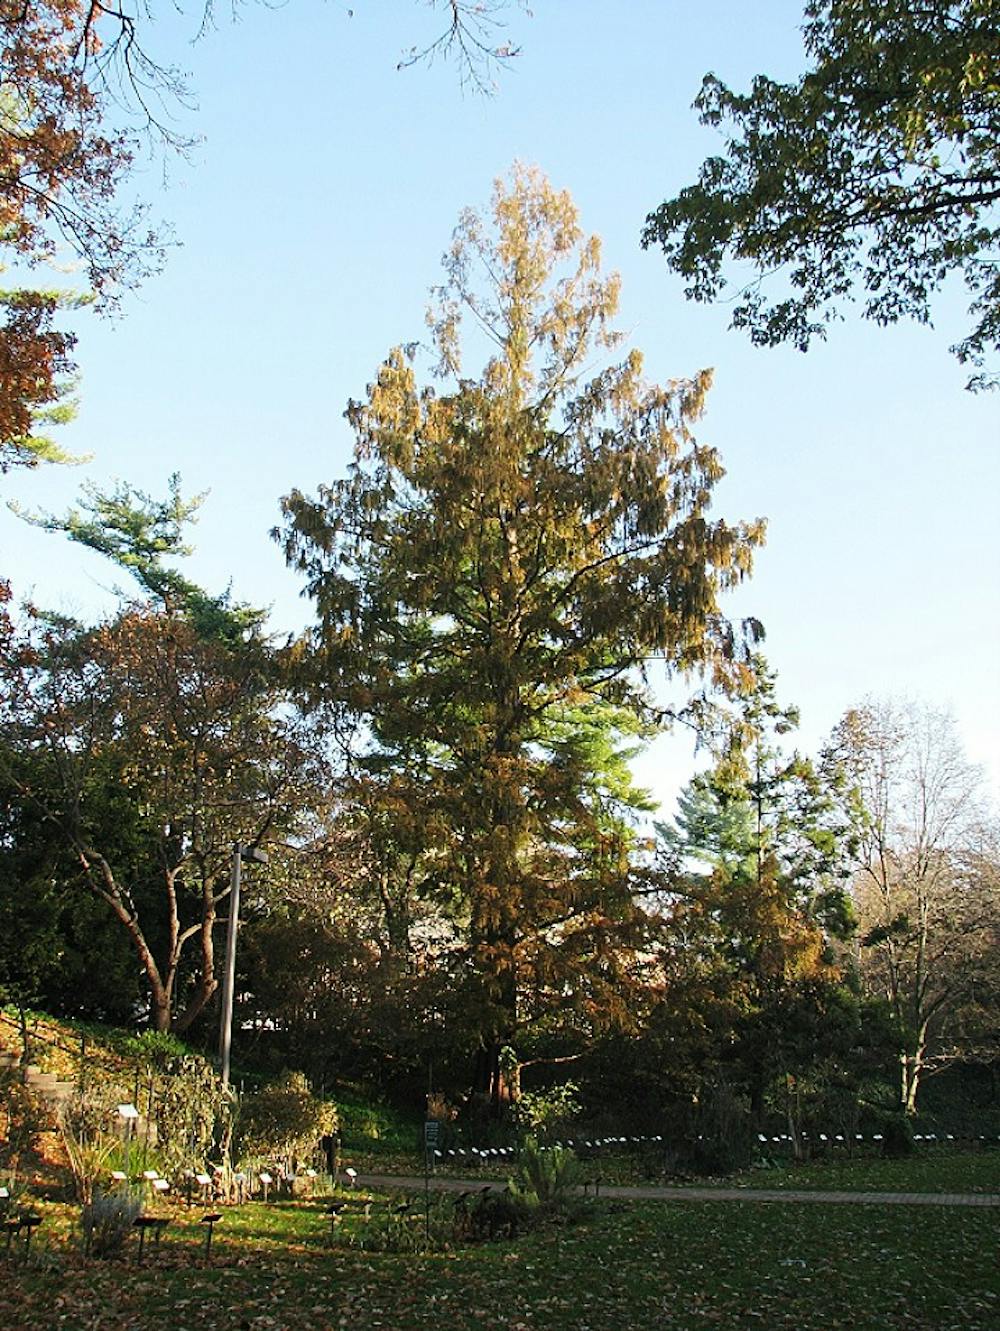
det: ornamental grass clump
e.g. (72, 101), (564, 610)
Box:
(60, 1122), (118, 1206)
(508, 1138), (581, 1212)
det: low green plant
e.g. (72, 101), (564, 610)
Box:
(0, 1174), (30, 1214)
(327, 1192), (458, 1253)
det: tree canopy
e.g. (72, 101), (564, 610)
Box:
(21, 473), (266, 644)
(832, 699), (999, 1111)
(0, 483), (330, 1033)
(0, 1), (528, 464)
(643, 1), (1000, 389)
(0, 599), (330, 1032)
(655, 660), (861, 1131)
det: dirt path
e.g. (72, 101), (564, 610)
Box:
(355, 1172), (1000, 1207)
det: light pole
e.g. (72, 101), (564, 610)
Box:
(218, 842), (268, 1088)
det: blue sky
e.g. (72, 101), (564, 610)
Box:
(3, 0), (997, 809)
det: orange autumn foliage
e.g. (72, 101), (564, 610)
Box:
(0, 1), (161, 456)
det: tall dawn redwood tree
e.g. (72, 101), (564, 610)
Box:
(280, 167), (765, 1112)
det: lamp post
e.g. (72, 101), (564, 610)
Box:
(218, 842), (268, 1088)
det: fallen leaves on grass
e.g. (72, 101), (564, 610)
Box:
(4, 1192), (999, 1331)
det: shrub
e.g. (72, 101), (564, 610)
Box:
(0, 1070), (54, 1184)
(235, 1071), (338, 1167)
(51, 1029), (224, 1183)
(881, 1114), (916, 1159)
(121, 1030), (190, 1063)
(515, 1082), (583, 1142)
(81, 1192), (141, 1259)
(338, 1098), (418, 1152)
(690, 1081), (754, 1175)
(466, 1188), (530, 1241)
(117, 1035), (224, 1174)
(425, 1091), (458, 1124)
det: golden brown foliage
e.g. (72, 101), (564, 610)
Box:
(281, 168), (765, 1108)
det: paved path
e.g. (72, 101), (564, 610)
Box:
(356, 1172), (1000, 1208)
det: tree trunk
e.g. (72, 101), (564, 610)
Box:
(471, 1034), (519, 1113)
(749, 1072), (766, 1127)
(172, 891), (221, 1033)
(150, 989), (172, 1034)
(901, 1043), (925, 1115)
(785, 1074), (803, 1161)
(80, 844), (176, 1031)
(468, 712), (524, 1117)
(472, 1042), (501, 1105)
(172, 975), (218, 1034)
(16, 1004), (30, 1080)
(470, 946), (519, 1115)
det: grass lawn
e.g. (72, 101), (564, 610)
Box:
(5, 1185), (998, 1330)
(349, 1145), (1000, 1195)
(717, 1149), (1000, 1193)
